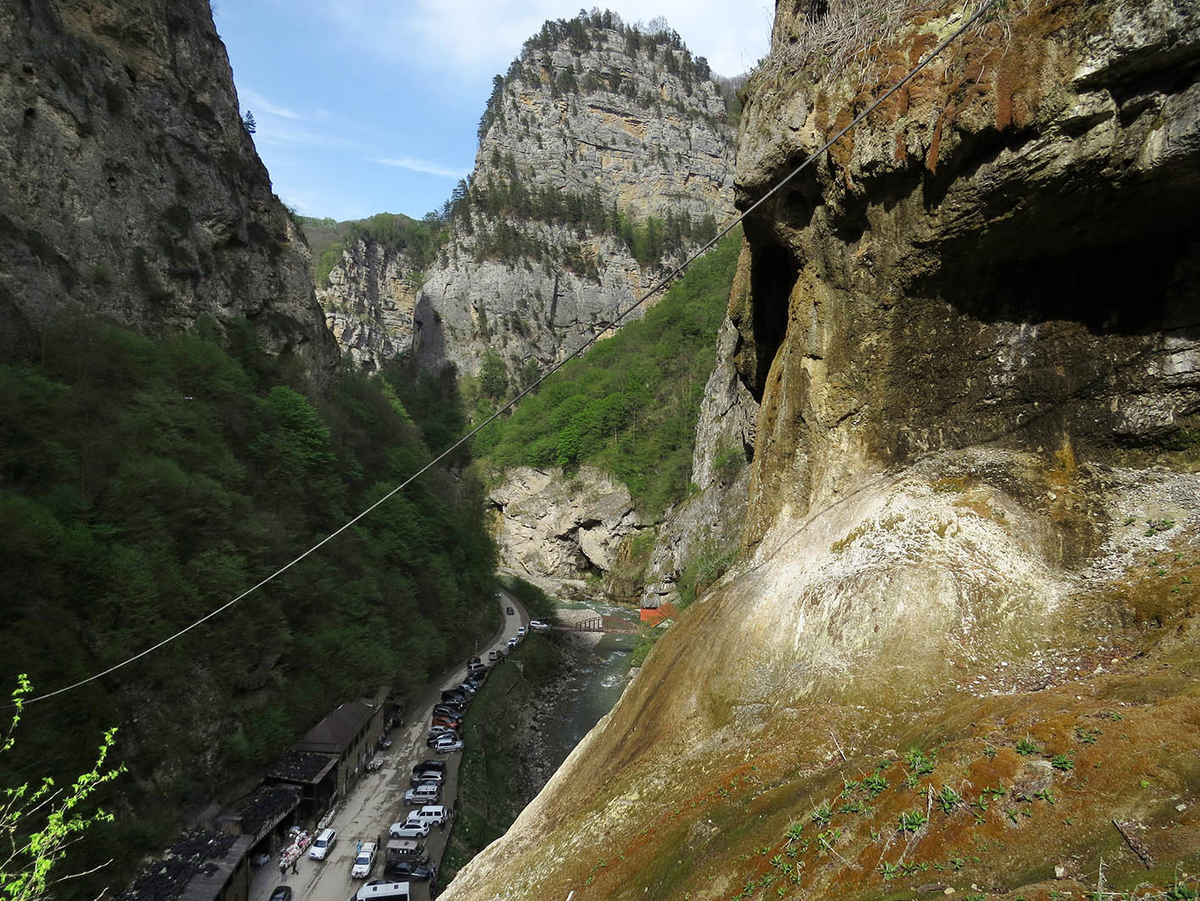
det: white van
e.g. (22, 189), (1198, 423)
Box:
(354, 882), (410, 901)
(405, 805), (447, 829)
(309, 828), (337, 860)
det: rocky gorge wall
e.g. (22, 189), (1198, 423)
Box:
(317, 237), (420, 372)
(440, 3), (1200, 899)
(0, 0), (337, 370)
(413, 14), (738, 378)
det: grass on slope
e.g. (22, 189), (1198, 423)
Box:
(473, 228), (741, 518)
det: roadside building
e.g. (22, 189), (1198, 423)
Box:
(264, 750), (339, 822)
(119, 830), (253, 901)
(294, 691), (387, 799)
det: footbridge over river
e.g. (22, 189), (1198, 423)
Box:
(557, 615), (640, 635)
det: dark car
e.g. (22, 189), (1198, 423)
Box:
(269, 888), (292, 901)
(384, 860), (437, 882)
(506, 606), (514, 615)
(412, 759), (446, 774)
(467, 656), (480, 665)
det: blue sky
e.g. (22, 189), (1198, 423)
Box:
(214, 1), (772, 222)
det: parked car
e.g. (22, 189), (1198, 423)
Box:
(308, 828), (337, 860)
(410, 770), (444, 787)
(412, 759), (446, 774)
(517, 626), (527, 637)
(269, 888), (292, 901)
(506, 605), (514, 615)
(428, 724), (456, 736)
(351, 841), (377, 878)
(529, 619), (550, 632)
(435, 735), (464, 753)
(431, 715), (461, 730)
(467, 660), (487, 674)
(487, 650), (499, 662)
(384, 860), (437, 883)
(426, 729), (455, 747)
(506, 637), (518, 649)
(404, 783), (441, 806)
(467, 656), (481, 666)
(432, 703), (463, 716)
(405, 805), (448, 828)
(389, 821), (429, 839)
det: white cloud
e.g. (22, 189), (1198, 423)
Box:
(323, 0), (772, 80)
(240, 88), (302, 120)
(371, 156), (471, 179)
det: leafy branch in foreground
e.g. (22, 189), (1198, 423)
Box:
(0, 676), (124, 901)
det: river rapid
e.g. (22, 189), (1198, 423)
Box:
(516, 598), (640, 795)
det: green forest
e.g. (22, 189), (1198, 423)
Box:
(472, 229), (740, 518)
(0, 310), (497, 891)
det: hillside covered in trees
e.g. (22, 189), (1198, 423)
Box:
(0, 309), (497, 893)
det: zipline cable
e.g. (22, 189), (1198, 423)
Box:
(20, 0), (999, 706)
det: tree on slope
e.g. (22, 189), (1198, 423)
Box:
(0, 677), (123, 901)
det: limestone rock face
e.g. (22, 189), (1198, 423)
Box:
(439, 5), (1200, 900)
(414, 16), (736, 377)
(490, 465), (643, 598)
(317, 238), (419, 372)
(0, 0), (337, 370)
(733, 0), (1200, 544)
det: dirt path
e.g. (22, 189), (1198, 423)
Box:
(249, 591), (527, 901)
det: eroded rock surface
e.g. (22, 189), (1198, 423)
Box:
(491, 466), (643, 597)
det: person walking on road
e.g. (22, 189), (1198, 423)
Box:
(291, 858), (298, 875)
(279, 860), (287, 880)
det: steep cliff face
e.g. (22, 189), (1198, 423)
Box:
(317, 237), (420, 372)
(0, 0), (336, 369)
(414, 13), (737, 377)
(734, 0), (1200, 546)
(490, 465), (643, 598)
(441, 3), (1200, 899)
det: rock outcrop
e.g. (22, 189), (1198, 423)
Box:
(413, 12), (737, 377)
(317, 237), (420, 372)
(490, 465), (643, 598)
(440, 3), (1200, 899)
(0, 0), (337, 370)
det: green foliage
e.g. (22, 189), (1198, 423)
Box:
(936, 785), (963, 813)
(303, 213), (447, 287)
(897, 809), (928, 832)
(0, 309), (498, 895)
(475, 230), (740, 517)
(1016, 736), (1040, 756)
(905, 746), (937, 776)
(440, 636), (564, 883)
(0, 677), (125, 901)
(497, 575), (557, 623)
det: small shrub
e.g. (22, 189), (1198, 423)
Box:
(1016, 736), (1040, 756)
(936, 785), (963, 813)
(905, 746), (936, 775)
(1051, 755), (1074, 771)
(898, 809), (928, 832)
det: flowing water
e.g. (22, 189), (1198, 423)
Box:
(540, 598), (640, 772)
